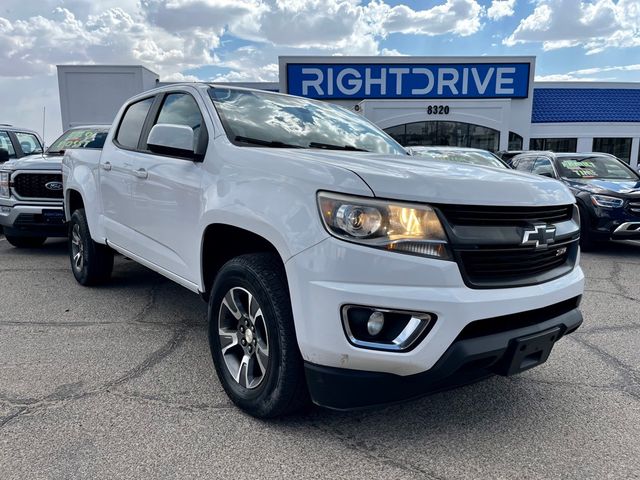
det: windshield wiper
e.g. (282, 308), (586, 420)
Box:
(234, 136), (304, 149)
(308, 142), (369, 152)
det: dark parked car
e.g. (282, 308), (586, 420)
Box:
(408, 146), (510, 169)
(511, 152), (640, 249)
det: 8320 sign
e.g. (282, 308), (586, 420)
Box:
(427, 105), (450, 115)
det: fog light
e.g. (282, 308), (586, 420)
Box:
(342, 305), (436, 352)
(367, 311), (385, 336)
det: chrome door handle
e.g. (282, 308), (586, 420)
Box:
(101, 162), (112, 171)
(133, 168), (148, 179)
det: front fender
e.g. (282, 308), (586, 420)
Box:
(63, 150), (105, 243)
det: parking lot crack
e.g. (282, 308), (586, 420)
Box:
(107, 390), (233, 412)
(571, 335), (640, 400)
(0, 328), (188, 430)
(131, 279), (166, 324)
(310, 420), (449, 480)
(0, 407), (28, 429)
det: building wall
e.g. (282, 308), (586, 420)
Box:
(57, 65), (159, 131)
(279, 55), (536, 152)
(55, 61), (640, 169)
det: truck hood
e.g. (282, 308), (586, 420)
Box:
(273, 150), (576, 206)
(2, 153), (63, 171)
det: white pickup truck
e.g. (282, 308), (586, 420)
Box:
(63, 84), (584, 417)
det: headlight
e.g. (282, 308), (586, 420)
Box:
(317, 192), (450, 259)
(0, 171), (10, 198)
(591, 194), (623, 208)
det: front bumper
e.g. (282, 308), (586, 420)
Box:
(0, 202), (66, 237)
(584, 204), (640, 240)
(285, 237), (585, 380)
(306, 301), (582, 409)
(611, 221), (640, 239)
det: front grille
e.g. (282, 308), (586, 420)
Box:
(437, 204), (574, 226)
(455, 240), (577, 288)
(12, 173), (63, 199)
(435, 203), (578, 289)
(627, 200), (640, 217)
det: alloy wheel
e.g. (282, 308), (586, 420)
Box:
(71, 223), (84, 271)
(217, 287), (270, 389)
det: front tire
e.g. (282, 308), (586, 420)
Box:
(5, 235), (47, 248)
(208, 253), (309, 418)
(69, 209), (114, 285)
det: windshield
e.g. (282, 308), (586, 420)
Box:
(557, 155), (639, 181)
(208, 87), (406, 155)
(411, 149), (507, 168)
(47, 128), (109, 154)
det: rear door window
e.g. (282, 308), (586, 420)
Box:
(532, 157), (555, 177)
(116, 97), (155, 149)
(15, 132), (43, 155)
(513, 156), (535, 172)
(0, 131), (16, 158)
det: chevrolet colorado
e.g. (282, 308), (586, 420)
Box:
(63, 84), (584, 417)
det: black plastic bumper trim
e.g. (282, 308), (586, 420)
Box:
(305, 307), (583, 410)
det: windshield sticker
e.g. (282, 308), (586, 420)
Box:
(59, 131), (98, 149)
(562, 160), (595, 168)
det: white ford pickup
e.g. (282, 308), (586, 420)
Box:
(63, 84), (584, 417)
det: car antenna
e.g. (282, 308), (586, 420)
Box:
(42, 106), (46, 150)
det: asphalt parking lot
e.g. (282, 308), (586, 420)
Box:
(1, 236), (639, 479)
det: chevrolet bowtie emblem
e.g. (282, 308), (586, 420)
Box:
(521, 224), (556, 249)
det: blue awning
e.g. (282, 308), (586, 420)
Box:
(532, 88), (640, 123)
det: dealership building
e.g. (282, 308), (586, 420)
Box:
(57, 55), (640, 167)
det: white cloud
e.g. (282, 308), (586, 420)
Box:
(0, 7), (217, 78)
(504, 0), (640, 53)
(534, 62), (640, 82)
(568, 64), (640, 75)
(374, 0), (484, 37)
(487, 0), (516, 20)
(534, 74), (599, 81)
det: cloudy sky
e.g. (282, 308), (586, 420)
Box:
(1, 0), (639, 143)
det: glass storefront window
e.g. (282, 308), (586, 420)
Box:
(384, 124), (405, 146)
(508, 132), (523, 150)
(530, 138), (577, 152)
(383, 121), (500, 152)
(593, 138), (632, 164)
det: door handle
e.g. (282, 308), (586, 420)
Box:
(133, 168), (148, 179)
(101, 162), (112, 171)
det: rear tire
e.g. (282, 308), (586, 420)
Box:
(5, 235), (47, 248)
(208, 253), (309, 418)
(69, 209), (113, 285)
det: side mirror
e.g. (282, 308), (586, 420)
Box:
(0, 148), (9, 163)
(147, 124), (195, 158)
(539, 171), (554, 178)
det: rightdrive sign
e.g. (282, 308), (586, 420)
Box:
(286, 63), (531, 100)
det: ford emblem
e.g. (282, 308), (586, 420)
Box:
(45, 181), (63, 191)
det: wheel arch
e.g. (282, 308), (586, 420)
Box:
(65, 188), (85, 219)
(200, 223), (287, 300)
